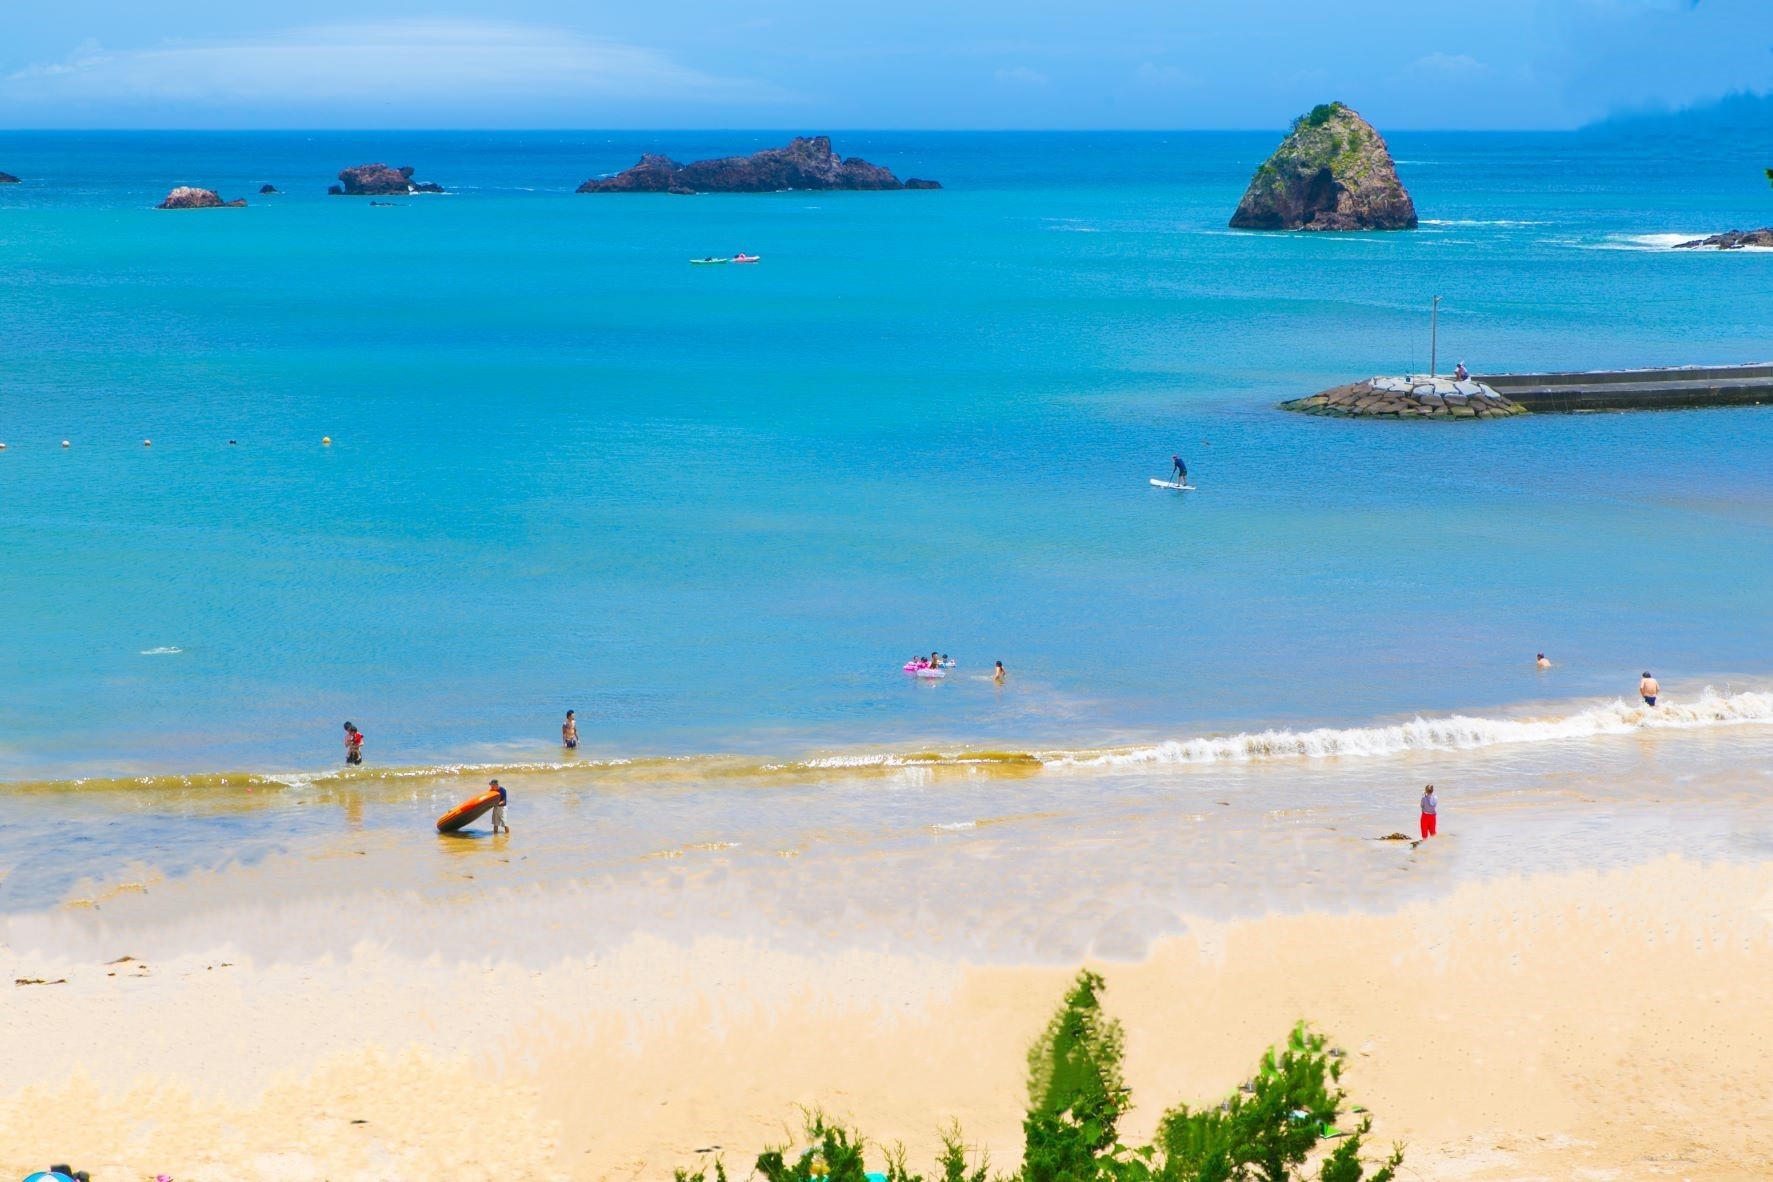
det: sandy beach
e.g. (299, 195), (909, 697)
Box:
(5, 850), (1771, 1181)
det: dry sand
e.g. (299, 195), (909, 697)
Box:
(3, 854), (1771, 1181)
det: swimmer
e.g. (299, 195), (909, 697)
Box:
(1639, 671), (1659, 707)
(940, 653), (953, 667)
(993, 660), (1006, 683)
(1536, 653), (1551, 668)
(343, 721), (364, 765)
(563, 709), (578, 749)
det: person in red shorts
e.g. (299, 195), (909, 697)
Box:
(343, 721), (364, 765)
(1419, 784), (1438, 839)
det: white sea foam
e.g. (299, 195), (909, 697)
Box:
(139, 646), (183, 655)
(1421, 218), (1547, 228)
(1576, 232), (1771, 252)
(1042, 689), (1773, 768)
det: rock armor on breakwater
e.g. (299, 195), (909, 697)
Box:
(1283, 376), (1527, 419)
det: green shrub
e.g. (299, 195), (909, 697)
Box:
(677, 973), (1403, 1182)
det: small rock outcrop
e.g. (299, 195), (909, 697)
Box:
(156, 186), (246, 210)
(1283, 376), (1526, 419)
(577, 136), (939, 194)
(1230, 102), (1416, 231)
(259, 184), (278, 194)
(329, 164), (444, 196)
(1674, 228), (1773, 250)
(0, 171), (19, 184)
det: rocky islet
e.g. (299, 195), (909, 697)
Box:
(329, 164), (445, 196)
(1230, 102), (1416, 231)
(577, 136), (940, 194)
(155, 186), (247, 209)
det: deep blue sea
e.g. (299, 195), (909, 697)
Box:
(3, 128), (1772, 780)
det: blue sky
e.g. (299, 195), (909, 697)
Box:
(0, 0), (1766, 129)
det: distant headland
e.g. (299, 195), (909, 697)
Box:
(0, 170), (19, 184)
(1231, 102), (1416, 232)
(577, 136), (941, 194)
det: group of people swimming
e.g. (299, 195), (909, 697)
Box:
(906, 652), (955, 670)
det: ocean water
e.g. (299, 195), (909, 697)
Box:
(3, 128), (1773, 786)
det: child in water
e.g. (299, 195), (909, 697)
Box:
(993, 661), (1006, 683)
(343, 721), (364, 765)
(563, 709), (578, 749)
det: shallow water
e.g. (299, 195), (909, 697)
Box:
(6, 703), (1769, 972)
(3, 129), (1773, 779)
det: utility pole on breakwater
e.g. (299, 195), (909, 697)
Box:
(1429, 295), (1442, 377)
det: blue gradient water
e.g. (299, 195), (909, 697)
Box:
(2, 129), (1772, 778)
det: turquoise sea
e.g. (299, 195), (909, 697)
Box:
(3, 128), (1773, 785)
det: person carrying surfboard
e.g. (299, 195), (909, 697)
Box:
(489, 779), (509, 834)
(1171, 455), (1188, 484)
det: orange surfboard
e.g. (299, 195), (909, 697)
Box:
(437, 789), (501, 833)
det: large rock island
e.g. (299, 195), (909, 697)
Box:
(577, 136), (940, 194)
(329, 164), (445, 196)
(156, 186), (246, 209)
(1230, 103), (1416, 231)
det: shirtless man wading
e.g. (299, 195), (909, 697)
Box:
(1639, 672), (1660, 707)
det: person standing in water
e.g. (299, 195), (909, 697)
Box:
(1419, 784), (1438, 840)
(489, 779), (509, 834)
(1171, 455), (1188, 484)
(562, 709), (578, 750)
(1536, 653), (1551, 668)
(1639, 671), (1660, 707)
(343, 721), (364, 766)
(993, 660), (1007, 683)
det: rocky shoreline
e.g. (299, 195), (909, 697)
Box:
(1283, 376), (1526, 419)
(1675, 228), (1773, 250)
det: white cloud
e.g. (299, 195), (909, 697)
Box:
(1406, 52), (1491, 78)
(1132, 62), (1198, 90)
(1, 20), (775, 106)
(993, 66), (1050, 87)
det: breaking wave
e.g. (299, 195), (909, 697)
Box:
(7, 689), (1769, 794)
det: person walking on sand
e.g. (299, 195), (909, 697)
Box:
(562, 709), (578, 750)
(343, 721), (364, 766)
(1640, 671), (1660, 707)
(993, 660), (1007, 683)
(489, 779), (509, 834)
(1419, 784), (1438, 840)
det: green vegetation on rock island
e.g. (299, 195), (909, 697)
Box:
(675, 971), (1404, 1182)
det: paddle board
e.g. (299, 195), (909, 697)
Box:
(437, 789), (501, 833)
(1149, 478), (1196, 490)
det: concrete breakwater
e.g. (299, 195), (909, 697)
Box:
(1284, 364), (1773, 419)
(1474, 364), (1773, 413)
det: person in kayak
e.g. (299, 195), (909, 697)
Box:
(1171, 455), (1188, 484)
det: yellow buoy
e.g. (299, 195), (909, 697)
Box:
(322, 436), (333, 445)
